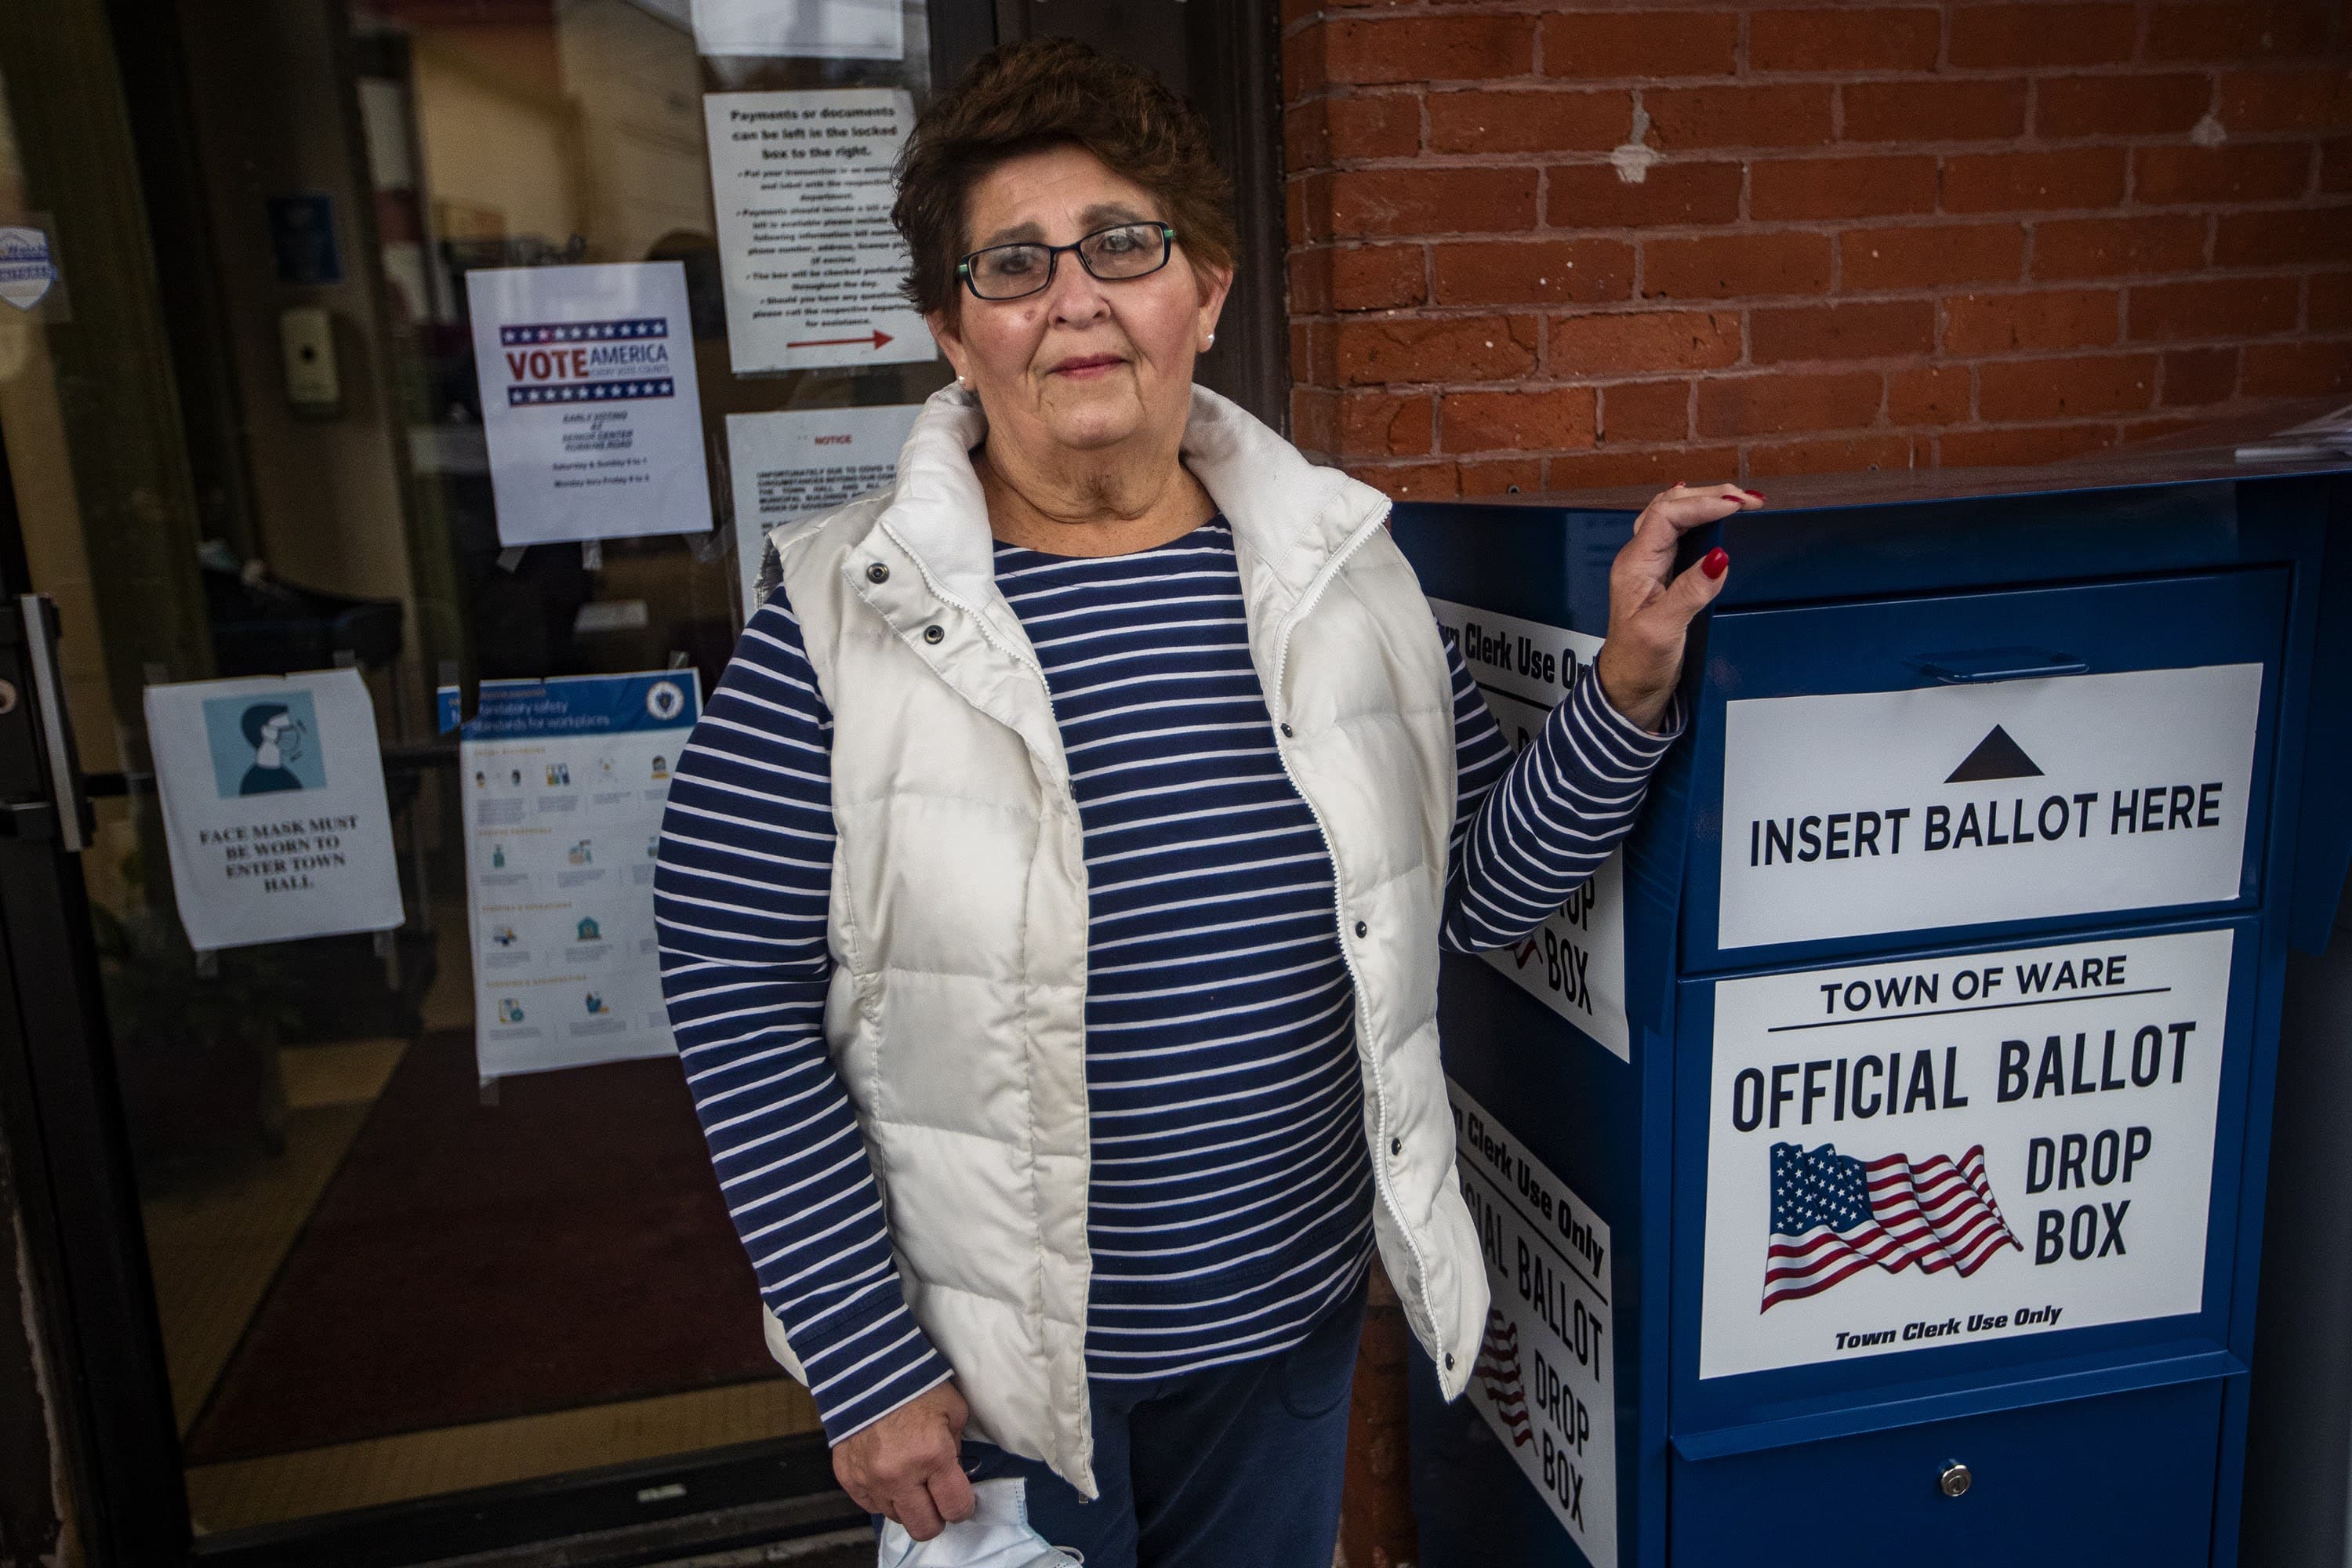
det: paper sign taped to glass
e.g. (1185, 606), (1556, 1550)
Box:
(1450, 1077), (1620, 1568)
(453, 670), (700, 1080)
(689, 0), (901, 60)
(143, 668), (404, 951)
(466, 260), (714, 547)
(702, 89), (933, 373)
(724, 404), (920, 619)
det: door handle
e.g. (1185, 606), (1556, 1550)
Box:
(1911, 647), (2089, 684)
(0, 800), (57, 840)
(16, 593), (90, 852)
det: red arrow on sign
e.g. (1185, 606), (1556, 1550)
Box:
(788, 328), (894, 350)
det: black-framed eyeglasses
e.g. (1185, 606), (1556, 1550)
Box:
(956, 223), (1178, 301)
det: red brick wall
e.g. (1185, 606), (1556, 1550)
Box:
(1287, 9), (2350, 1559)
(1282, 2), (2352, 498)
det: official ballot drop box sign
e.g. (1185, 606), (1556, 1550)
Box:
(1392, 464), (2352, 1568)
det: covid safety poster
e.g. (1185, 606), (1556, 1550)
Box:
(1698, 927), (2233, 1381)
(146, 669), (405, 951)
(466, 261), (713, 547)
(456, 671), (701, 1080)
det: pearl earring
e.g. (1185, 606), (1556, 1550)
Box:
(956, 375), (969, 388)
(1203, 332), (1215, 350)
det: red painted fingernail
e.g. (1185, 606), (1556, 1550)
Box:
(1671, 478), (1686, 488)
(1744, 489), (1766, 500)
(1702, 547), (1730, 579)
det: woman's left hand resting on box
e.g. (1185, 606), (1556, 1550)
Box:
(1594, 481), (1765, 735)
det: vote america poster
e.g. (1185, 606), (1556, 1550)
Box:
(466, 260), (713, 547)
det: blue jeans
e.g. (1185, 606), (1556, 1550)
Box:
(938, 1276), (1368, 1567)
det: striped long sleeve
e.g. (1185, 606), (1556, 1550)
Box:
(1439, 633), (1682, 952)
(652, 592), (952, 1443)
(655, 545), (1679, 1445)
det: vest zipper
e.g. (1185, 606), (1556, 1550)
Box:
(876, 520), (1100, 1476)
(876, 520), (1050, 682)
(1265, 506), (1440, 1341)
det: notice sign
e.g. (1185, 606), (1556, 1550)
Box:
(1719, 663), (2261, 949)
(458, 671), (701, 1080)
(1450, 1079), (1618, 1568)
(145, 670), (403, 951)
(725, 403), (920, 618)
(1697, 927), (2233, 1382)
(703, 89), (932, 373)
(467, 261), (713, 546)
(1428, 598), (1629, 1061)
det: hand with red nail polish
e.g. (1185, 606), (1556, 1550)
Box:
(1593, 481), (1748, 732)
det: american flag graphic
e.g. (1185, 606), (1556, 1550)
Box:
(1762, 1142), (2022, 1312)
(1474, 1308), (1533, 1446)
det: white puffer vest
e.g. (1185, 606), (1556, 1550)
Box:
(761, 383), (1486, 1496)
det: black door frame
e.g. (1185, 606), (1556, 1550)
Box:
(0, 0), (1287, 1560)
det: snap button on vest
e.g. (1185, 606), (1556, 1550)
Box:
(866, 561), (889, 583)
(1353, 920), (1368, 938)
(923, 624), (944, 644)
(1389, 1137), (1403, 1156)
(1279, 722), (1294, 738)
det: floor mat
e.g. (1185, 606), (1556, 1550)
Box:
(183, 1031), (781, 1462)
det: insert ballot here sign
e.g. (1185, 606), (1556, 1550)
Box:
(1427, 597), (1630, 1061)
(1718, 663), (2262, 949)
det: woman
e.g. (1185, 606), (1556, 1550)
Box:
(655, 37), (1757, 1565)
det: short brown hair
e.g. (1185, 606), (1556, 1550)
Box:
(892, 37), (1237, 320)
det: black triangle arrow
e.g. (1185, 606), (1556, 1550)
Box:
(1946, 724), (2044, 784)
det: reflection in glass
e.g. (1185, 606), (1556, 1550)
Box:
(0, 0), (939, 1537)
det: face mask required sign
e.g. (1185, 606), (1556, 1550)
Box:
(1450, 1078), (1619, 1568)
(145, 669), (404, 951)
(1697, 927), (2231, 1382)
(1427, 597), (1629, 1062)
(1717, 662), (2261, 950)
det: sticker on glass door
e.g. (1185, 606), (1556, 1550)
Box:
(1697, 927), (2232, 1381)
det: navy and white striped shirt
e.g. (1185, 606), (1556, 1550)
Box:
(655, 517), (1675, 1443)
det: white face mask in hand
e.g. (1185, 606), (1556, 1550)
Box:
(877, 1477), (1082, 1568)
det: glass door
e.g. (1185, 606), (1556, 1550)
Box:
(0, 0), (977, 1560)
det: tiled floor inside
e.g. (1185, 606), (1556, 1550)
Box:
(134, 911), (822, 1537)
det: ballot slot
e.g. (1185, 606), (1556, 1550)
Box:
(1667, 1377), (2223, 1566)
(1664, 916), (2260, 1450)
(1679, 568), (2289, 975)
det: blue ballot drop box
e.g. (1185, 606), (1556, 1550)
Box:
(1392, 456), (2352, 1568)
